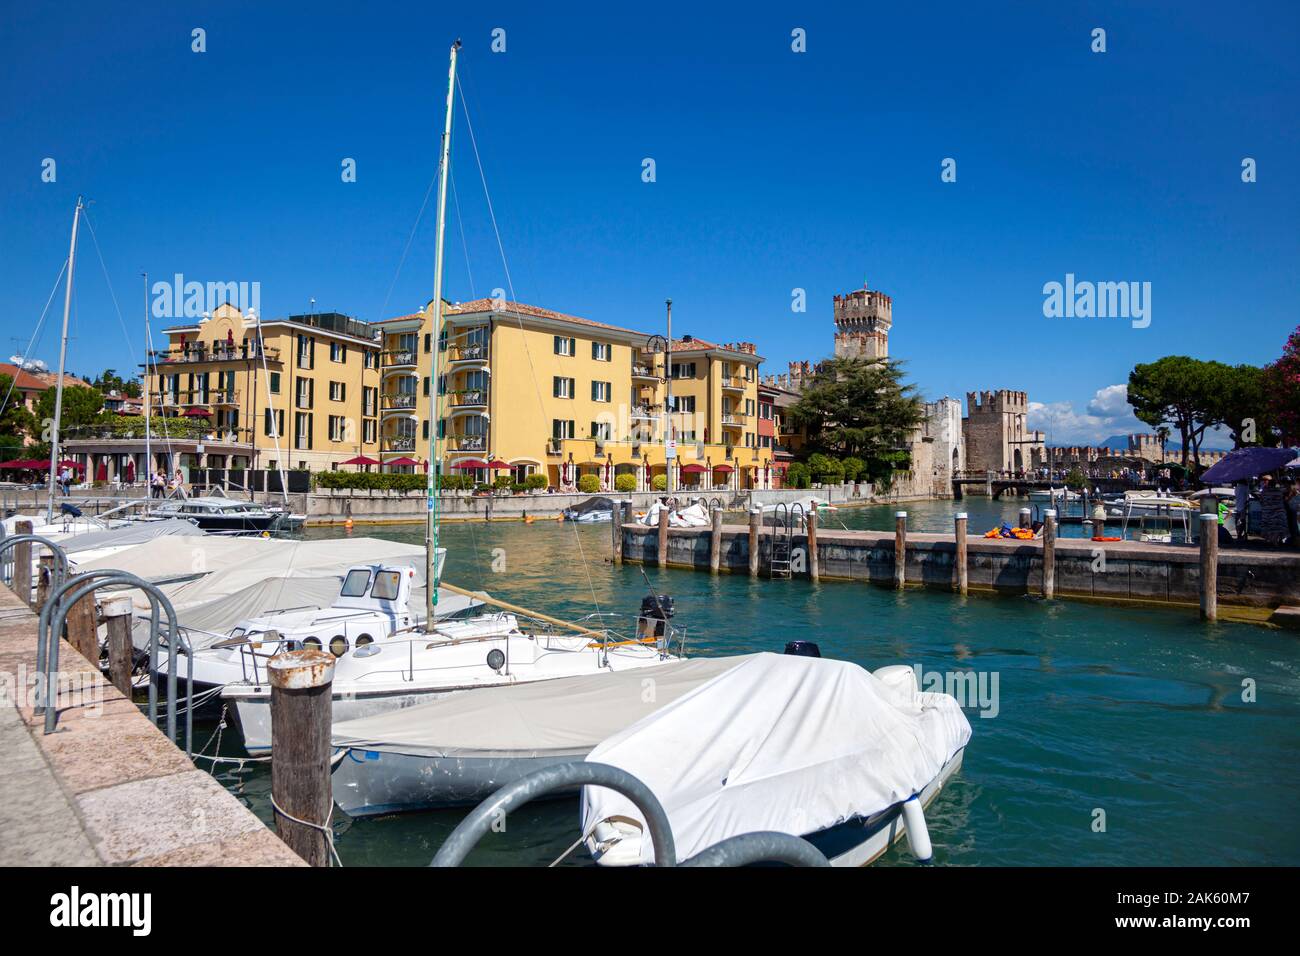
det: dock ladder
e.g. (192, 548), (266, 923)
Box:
(768, 502), (804, 578)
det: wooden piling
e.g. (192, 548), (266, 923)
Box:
(269, 649), (336, 867)
(748, 507), (761, 577)
(102, 594), (134, 697)
(1199, 513), (1218, 621)
(1018, 508), (1031, 530)
(611, 501), (623, 564)
(657, 505), (670, 568)
(709, 508), (723, 574)
(806, 509), (819, 582)
(954, 512), (968, 595)
(894, 511), (907, 589)
(1042, 509), (1057, 599)
(13, 520), (32, 608)
(65, 589), (99, 665)
(35, 554), (53, 611)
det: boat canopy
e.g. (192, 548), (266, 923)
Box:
(580, 653), (972, 865)
(59, 518), (206, 554)
(331, 656), (750, 759)
(567, 496), (615, 516)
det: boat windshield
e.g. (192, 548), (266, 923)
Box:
(371, 570), (401, 600)
(341, 569), (372, 597)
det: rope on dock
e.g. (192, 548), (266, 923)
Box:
(270, 792), (342, 868)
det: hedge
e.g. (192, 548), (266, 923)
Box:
(614, 473), (636, 493)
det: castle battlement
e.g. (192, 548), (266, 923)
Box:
(966, 389), (1029, 416)
(833, 282), (891, 361)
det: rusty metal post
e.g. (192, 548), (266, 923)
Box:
(13, 519), (32, 607)
(748, 507), (761, 577)
(1199, 513), (1218, 622)
(955, 512), (968, 595)
(270, 649), (336, 866)
(657, 505), (670, 568)
(806, 508), (819, 582)
(709, 507), (723, 574)
(102, 594), (134, 697)
(1042, 509), (1057, 599)
(894, 511), (907, 589)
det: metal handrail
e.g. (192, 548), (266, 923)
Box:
(0, 534), (70, 595)
(431, 761), (678, 867)
(37, 571), (193, 754)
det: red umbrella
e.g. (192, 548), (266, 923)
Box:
(184, 407), (211, 417)
(713, 464), (735, 473)
(680, 463), (707, 474)
(58, 460), (84, 470)
(486, 459), (510, 470)
(340, 455), (379, 466)
(453, 459), (489, 469)
(386, 456), (421, 466)
(125, 459), (136, 483)
(95, 459), (108, 482)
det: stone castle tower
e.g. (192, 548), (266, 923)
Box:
(833, 282), (892, 361)
(961, 390), (1045, 473)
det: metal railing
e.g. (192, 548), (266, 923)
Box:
(148, 344), (279, 365)
(381, 393), (418, 410)
(381, 349), (418, 368)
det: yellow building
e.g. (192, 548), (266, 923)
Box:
(374, 298), (775, 491)
(138, 302), (381, 475)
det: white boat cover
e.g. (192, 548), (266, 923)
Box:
(59, 518), (207, 554)
(580, 653), (972, 865)
(331, 656), (751, 758)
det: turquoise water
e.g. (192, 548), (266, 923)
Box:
(202, 501), (1300, 866)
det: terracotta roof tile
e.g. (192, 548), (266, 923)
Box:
(0, 363), (90, 391)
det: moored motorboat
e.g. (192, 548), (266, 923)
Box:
(580, 652), (971, 866)
(562, 496), (614, 523)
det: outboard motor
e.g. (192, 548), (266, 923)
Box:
(60, 502), (83, 518)
(783, 640), (821, 658)
(636, 593), (674, 647)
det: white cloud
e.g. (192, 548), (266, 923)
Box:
(1028, 384), (1145, 445)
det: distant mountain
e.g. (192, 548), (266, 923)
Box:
(1098, 435), (1130, 451)
(1094, 433), (1233, 453)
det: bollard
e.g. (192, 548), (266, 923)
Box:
(894, 511), (907, 589)
(1082, 519), (1093, 538)
(748, 507), (761, 577)
(35, 554), (54, 611)
(954, 512), (968, 595)
(13, 520), (33, 608)
(657, 505), (670, 568)
(709, 508), (723, 574)
(1042, 509), (1057, 599)
(1018, 508), (1031, 531)
(806, 509), (819, 582)
(1199, 513), (1218, 622)
(269, 649), (336, 866)
(102, 594), (134, 697)
(611, 501), (623, 564)
(65, 589), (99, 665)
(1092, 502), (1107, 539)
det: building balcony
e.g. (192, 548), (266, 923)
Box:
(631, 364), (660, 382)
(629, 404), (662, 420)
(381, 349), (418, 369)
(447, 343), (489, 365)
(447, 434), (487, 452)
(721, 375), (747, 393)
(450, 389), (487, 408)
(146, 344), (279, 366)
(721, 412), (749, 427)
(381, 436), (417, 453)
(210, 389), (240, 406)
(381, 392), (419, 413)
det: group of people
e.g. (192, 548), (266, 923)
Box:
(1226, 474), (1300, 547)
(149, 470), (187, 498)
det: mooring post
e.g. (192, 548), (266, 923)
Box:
(102, 594), (134, 697)
(1199, 513), (1218, 622)
(269, 649), (336, 867)
(35, 554), (53, 610)
(894, 511), (907, 589)
(748, 507), (761, 577)
(657, 505), (670, 568)
(611, 500), (623, 564)
(1018, 507), (1031, 530)
(13, 519), (33, 608)
(806, 509), (819, 582)
(955, 512), (968, 595)
(1042, 509), (1057, 599)
(1092, 502), (1107, 539)
(709, 507), (723, 574)
(65, 588), (99, 665)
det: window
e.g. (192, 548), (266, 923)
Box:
(591, 421), (612, 440)
(591, 381), (611, 402)
(759, 402), (772, 420)
(745, 398), (754, 415)
(371, 570), (401, 600)
(297, 334), (314, 369)
(329, 381), (346, 402)
(296, 377), (313, 408)
(552, 419), (574, 440)
(330, 342), (346, 363)
(269, 371), (281, 394)
(363, 419), (376, 443)
(423, 376), (430, 396)
(591, 342), (611, 361)
(328, 415), (347, 441)
(671, 362), (696, 379)
(263, 408), (284, 438)
(553, 376), (574, 399)
(669, 395), (695, 413)
(553, 335), (575, 356)
(294, 412), (312, 450)
(363, 386), (377, 416)
(424, 333), (432, 353)
(341, 569), (371, 597)
(421, 420), (429, 440)
(364, 350), (377, 369)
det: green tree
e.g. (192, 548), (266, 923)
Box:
(841, 456), (866, 483)
(91, 369), (142, 398)
(0, 374), (38, 454)
(788, 357), (924, 471)
(1127, 357), (1219, 469)
(35, 384), (106, 440)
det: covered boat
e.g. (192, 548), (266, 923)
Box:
(331, 655), (748, 814)
(562, 496), (615, 522)
(580, 653), (971, 866)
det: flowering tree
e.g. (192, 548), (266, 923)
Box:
(1264, 324), (1300, 445)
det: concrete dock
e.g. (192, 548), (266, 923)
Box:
(621, 522), (1300, 620)
(0, 585), (303, 866)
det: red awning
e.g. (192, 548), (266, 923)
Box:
(712, 464), (735, 473)
(680, 463), (707, 474)
(340, 455), (379, 466)
(452, 459), (489, 469)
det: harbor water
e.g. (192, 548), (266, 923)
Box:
(201, 497), (1300, 866)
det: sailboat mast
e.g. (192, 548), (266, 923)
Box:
(142, 271), (152, 489)
(46, 196), (83, 523)
(426, 38), (461, 627)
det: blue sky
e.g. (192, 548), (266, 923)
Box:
(2, 1), (1296, 445)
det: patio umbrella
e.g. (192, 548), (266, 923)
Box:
(453, 459), (489, 469)
(386, 456), (421, 466)
(95, 459), (108, 482)
(680, 463), (707, 474)
(184, 407), (211, 417)
(713, 464), (735, 473)
(125, 459), (136, 483)
(486, 459), (510, 470)
(340, 455), (379, 466)
(1199, 447), (1298, 484)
